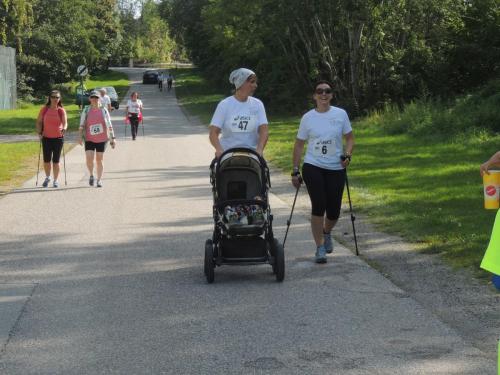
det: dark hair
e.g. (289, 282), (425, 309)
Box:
(45, 90), (63, 108)
(313, 80), (333, 91)
(131, 91), (139, 98)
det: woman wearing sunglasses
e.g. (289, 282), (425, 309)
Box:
(209, 68), (269, 158)
(35, 90), (68, 188)
(291, 80), (355, 263)
(78, 90), (116, 188)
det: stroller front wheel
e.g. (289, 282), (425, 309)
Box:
(204, 239), (215, 283)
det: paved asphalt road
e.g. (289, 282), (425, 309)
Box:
(0, 68), (495, 374)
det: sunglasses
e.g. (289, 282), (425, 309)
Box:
(50, 96), (60, 99)
(315, 88), (332, 95)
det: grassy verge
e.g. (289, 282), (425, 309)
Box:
(0, 70), (129, 135)
(0, 142), (40, 194)
(170, 68), (224, 124)
(174, 67), (496, 275)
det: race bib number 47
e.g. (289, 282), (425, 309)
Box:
(231, 115), (255, 133)
(312, 138), (336, 157)
(89, 123), (104, 135)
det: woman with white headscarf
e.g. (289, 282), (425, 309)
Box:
(209, 68), (269, 158)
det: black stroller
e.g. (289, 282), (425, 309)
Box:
(205, 148), (285, 283)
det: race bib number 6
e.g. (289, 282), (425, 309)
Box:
(89, 123), (104, 135)
(312, 138), (336, 157)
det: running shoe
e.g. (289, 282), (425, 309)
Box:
(96, 180), (103, 188)
(324, 232), (333, 254)
(89, 175), (94, 186)
(315, 245), (327, 264)
(42, 176), (51, 188)
(53, 180), (59, 188)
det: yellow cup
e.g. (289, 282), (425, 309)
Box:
(483, 171), (500, 209)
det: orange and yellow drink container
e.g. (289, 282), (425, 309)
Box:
(483, 171), (500, 209)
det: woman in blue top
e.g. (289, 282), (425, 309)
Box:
(209, 68), (269, 159)
(291, 80), (355, 263)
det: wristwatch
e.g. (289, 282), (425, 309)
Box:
(291, 167), (300, 177)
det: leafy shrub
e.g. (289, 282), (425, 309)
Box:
(365, 79), (500, 138)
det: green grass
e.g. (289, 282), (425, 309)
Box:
(0, 70), (129, 135)
(268, 120), (498, 274)
(174, 67), (497, 275)
(170, 68), (224, 124)
(0, 142), (40, 194)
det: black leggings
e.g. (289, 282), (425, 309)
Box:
(302, 163), (345, 220)
(128, 113), (139, 138)
(42, 137), (63, 163)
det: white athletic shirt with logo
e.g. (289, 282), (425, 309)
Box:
(297, 106), (352, 170)
(210, 96), (268, 151)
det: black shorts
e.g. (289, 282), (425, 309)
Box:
(42, 137), (63, 163)
(85, 141), (107, 153)
(302, 163), (346, 220)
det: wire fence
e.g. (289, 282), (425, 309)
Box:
(0, 45), (16, 110)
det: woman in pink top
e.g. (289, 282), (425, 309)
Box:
(78, 90), (116, 188)
(35, 90), (68, 188)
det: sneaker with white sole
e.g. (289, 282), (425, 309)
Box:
(96, 180), (103, 188)
(324, 232), (333, 254)
(42, 176), (51, 188)
(89, 175), (94, 186)
(315, 245), (327, 264)
(53, 180), (59, 188)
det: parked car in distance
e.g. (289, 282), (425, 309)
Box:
(143, 70), (159, 84)
(75, 86), (120, 109)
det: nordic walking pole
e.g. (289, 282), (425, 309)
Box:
(62, 137), (67, 186)
(283, 176), (302, 248)
(341, 157), (359, 256)
(36, 137), (42, 186)
(141, 117), (145, 137)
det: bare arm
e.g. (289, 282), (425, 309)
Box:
(61, 110), (68, 132)
(209, 125), (224, 158)
(341, 131), (355, 168)
(481, 151), (500, 176)
(292, 139), (306, 169)
(256, 124), (269, 156)
(291, 139), (306, 188)
(35, 110), (43, 136)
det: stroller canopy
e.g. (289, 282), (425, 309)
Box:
(216, 149), (267, 202)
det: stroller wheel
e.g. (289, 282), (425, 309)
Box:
(204, 239), (215, 283)
(273, 240), (285, 282)
(270, 238), (279, 274)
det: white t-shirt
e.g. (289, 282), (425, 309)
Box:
(100, 95), (111, 109)
(126, 99), (143, 114)
(210, 96), (268, 151)
(297, 106), (352, 170)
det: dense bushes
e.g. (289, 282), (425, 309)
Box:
(359, 79), (500, 138)
(165, 0), (500, 115)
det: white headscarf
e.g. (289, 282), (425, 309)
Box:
(229, 68), (255, 90)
